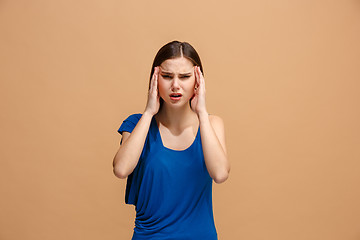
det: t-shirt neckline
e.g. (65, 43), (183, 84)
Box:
(152, 116), (199, 152)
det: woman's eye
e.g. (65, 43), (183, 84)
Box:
(161, 75), (190, 79)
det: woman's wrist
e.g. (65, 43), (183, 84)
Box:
(197, 110), (209, 120)
(143, 110), (155, 118)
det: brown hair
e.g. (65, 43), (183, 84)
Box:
(148, 41), (204, 109)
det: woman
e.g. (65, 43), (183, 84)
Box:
(113, 41), (230, 240)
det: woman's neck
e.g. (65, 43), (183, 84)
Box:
(156, 103), (197, 130)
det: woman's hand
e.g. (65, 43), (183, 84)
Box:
(144, 67), (160, 116)
(191, 66), (208, 116)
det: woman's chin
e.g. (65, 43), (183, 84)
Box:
(163, 98), (190, 107)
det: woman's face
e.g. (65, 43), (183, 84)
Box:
(158, 57), (196, 107)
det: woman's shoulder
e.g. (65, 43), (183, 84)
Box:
(118, 113), (143, 134)
(208, 113), (225, 132)
(120, 113), (142, 129)
(208, 113), (224, 124)
(125, 112), (143, 121)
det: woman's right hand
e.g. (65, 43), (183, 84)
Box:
(144, 66), (160, 116)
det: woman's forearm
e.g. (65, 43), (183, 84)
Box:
(198, 113), (230, 183)
(113, 112), (153, 179)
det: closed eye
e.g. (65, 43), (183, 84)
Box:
(161, 75), (191, 79)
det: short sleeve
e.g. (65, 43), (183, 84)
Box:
(117, 113), (146, 205)
(117, 113), (143, 135)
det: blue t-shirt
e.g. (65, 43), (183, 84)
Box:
(118, 113), (217, 240)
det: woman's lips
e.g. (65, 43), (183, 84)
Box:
(169, 93), (182, 101)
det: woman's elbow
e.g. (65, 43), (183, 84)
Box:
(113, 165), (129, 179)
(213, 171), (229, 184)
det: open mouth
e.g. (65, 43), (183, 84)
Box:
(169, 93), (182, 101)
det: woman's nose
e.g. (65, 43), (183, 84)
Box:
(171, 78), (180, 89)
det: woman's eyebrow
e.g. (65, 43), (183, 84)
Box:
(160, 71), (173, 74)
(179, 72), (192, 75)
(160, 71), (192, 75)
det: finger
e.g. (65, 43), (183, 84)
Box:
(154, 67), (160, 94)
(196, 67), (200, 87)
(194, 66), (198, 86)
(154, 67), (159, 80)
(150, 67), (157, 93)
(154, 70), (158, 92)
(149, 76), (154, 93)
(198, 66), (205, 88)
(193, 66), (197, 80)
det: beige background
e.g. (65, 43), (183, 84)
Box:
(1, 0), (360, 239)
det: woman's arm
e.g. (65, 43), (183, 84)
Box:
(191, 66), (230, 183)
(198, 113), (230, 184)
(112, 112), (153, 179)
(113, 67), (160, 179)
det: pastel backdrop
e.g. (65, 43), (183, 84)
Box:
(1, 0), (359, 239)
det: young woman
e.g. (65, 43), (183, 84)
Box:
(113, 41), (230, 240)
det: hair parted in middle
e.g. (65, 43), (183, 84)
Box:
(148, 40), (204, 109)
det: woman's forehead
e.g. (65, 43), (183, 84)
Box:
(160, 57), (194, 74)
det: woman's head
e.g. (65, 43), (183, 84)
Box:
(149, 41), (204, 109)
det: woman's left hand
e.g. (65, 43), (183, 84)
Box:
(191, 66), (208, 116)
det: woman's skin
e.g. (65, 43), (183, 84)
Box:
(113, 57), (230, 183)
